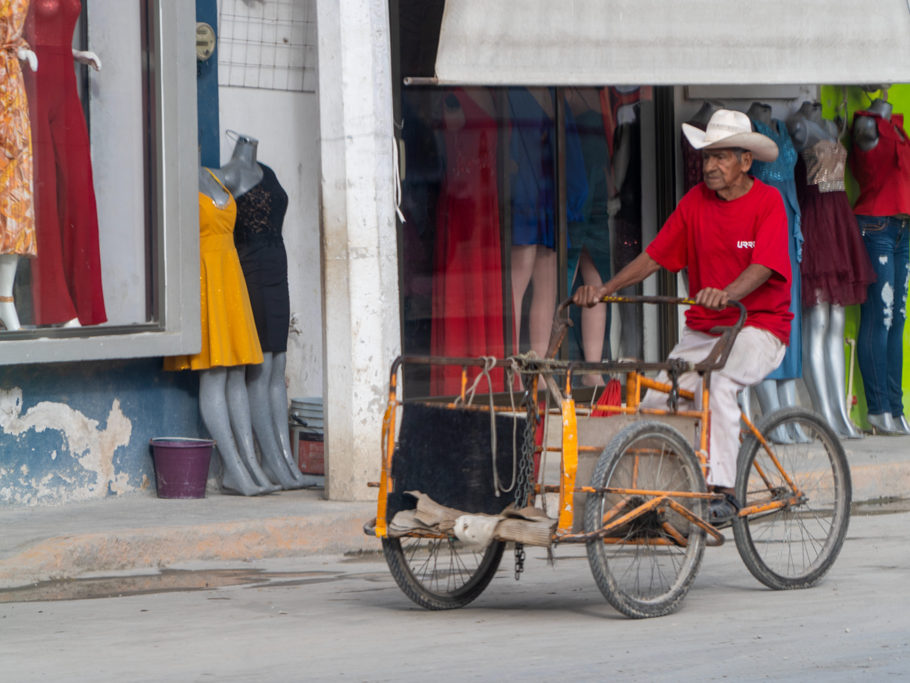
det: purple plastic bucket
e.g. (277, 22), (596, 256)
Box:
(150, 437), (214, 499)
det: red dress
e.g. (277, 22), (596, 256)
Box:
(25, 0), (106, 325)
(430, 90), (505, 395)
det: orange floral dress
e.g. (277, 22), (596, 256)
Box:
(0, 0), (36, 256)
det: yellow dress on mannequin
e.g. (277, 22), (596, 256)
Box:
(0, 0), (36, 256)
(165, 171), (263, 370)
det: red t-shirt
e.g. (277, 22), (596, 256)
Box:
(647, 178), (792, 344)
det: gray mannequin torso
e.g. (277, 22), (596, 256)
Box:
(687, 100), (724, 129)
(214, 134), (265, 198)
(199, 167), (230, 208)
(787, 101), (838, 151)
(853, 98), (893, 152)
(746, 101), (773, 129)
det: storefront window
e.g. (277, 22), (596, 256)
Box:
(0, 1), (199, 363)
(398, 85), (650, 397)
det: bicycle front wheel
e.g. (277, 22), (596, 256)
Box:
(382, 535), (504, 610)
(733, 408), (851, 590)
(585, 421), (707, 619)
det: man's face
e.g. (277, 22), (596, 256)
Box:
(702, 148), (752, 193)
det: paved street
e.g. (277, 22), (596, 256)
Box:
(1, 506), (908, 682)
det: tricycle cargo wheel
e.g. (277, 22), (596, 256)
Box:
(382, 536), (505, 610)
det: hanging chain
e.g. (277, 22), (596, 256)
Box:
(513, 393), (538, 580)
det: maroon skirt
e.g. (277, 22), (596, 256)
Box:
(797, 169), (876, 307)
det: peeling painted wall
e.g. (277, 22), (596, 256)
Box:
(0, 360), (200, 507)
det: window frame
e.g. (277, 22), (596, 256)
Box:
(0, 1), (200, 365)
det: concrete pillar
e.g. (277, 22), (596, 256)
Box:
(315, 0), (400, 500)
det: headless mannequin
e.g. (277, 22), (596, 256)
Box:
(566, 87), (608, 380)
(851, 96), (910, 435)
(0, 46), (38, 331)
(688, 100), (724, 129)
(214, 134), (317, 488)
(197, 167), (279, 496)
(743, 101), (804, 442)
(787, 101), (862, 438)
(55, 50), (101, 329)
(512, 88), (558, 358)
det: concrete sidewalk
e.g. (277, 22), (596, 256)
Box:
(0, 434), (907, 590)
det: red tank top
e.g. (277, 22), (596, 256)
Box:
(851, 110), (910, 217)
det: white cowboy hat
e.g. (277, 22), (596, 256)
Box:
(682, 109), (779, 162)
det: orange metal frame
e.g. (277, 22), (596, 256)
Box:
(372, 296), (800, 549)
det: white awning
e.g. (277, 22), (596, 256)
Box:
(434, 0), (910, 86)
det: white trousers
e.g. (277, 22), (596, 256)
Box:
(640, 326), (785, 488)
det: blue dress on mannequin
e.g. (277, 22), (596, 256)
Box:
(750, 117), (803, 380)
(508, 88), (586, 248)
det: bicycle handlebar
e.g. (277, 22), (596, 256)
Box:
(547, 295), (747, 372)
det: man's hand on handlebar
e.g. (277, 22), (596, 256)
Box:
(572, 284), (611, 307)
(694, 287), (730, 310)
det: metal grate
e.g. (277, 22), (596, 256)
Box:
(217, 0), (317, 92)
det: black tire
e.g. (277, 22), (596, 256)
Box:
(585, 421), (707, 618)
(733, 407), (851, 590)
(382, 535), (505, 610)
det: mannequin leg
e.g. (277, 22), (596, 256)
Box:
(269, 352), (323, 485)
(825, 305), (862, 438)
(856, 220), (895, 430)
(754, 379), (790, 443)
(888, 234), (910, 431)
(0, 255), (21, 331)
(225, 367), (282, 491)
(802, 304), (841, 430)
(776, 379), (809, 442)
(528, 247), (557, 358)
(578, 250), (606, 385)
(510, 245), (537, 352)
(198, 368), (270, 496)
(247, 354), (309, 488)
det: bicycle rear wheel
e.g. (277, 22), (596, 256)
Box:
(585, 421), (707, 618)
(733, 407), (851, 590)
(382, 535), (504, 610)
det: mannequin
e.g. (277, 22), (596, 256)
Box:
(0, 0), (38, 331)
(509, 88), (559, 357)
(219, 132), (319, 488)
(788, 101), (873, 438)
(566, 87), (610, 380)
(25, 0), (106, 327)
(164, 167), (280, 496)
(746, 102), (805, 441)
(851, 92), (910, 435)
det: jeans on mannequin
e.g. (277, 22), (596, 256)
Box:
(856, 215), (910, 430)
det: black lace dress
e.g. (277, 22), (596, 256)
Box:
(233, 162), (291, 353)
